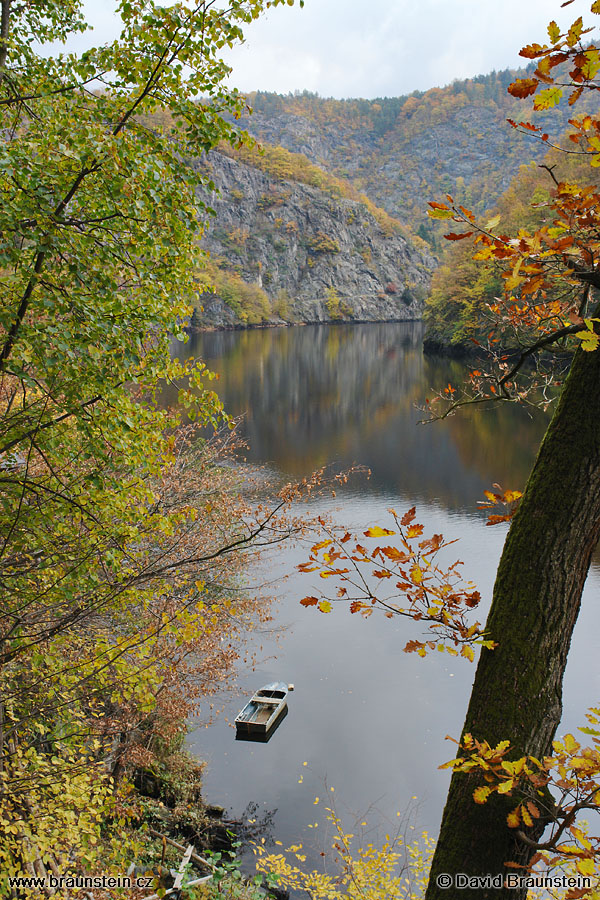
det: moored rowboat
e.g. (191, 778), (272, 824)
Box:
(234, 682), (290, 735)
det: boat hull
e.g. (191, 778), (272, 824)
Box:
(235, 699), (287, 734)
(235, 706), (288, 742)
(234, 682), (289, 736)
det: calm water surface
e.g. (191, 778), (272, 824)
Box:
(172, 323), (600, 872)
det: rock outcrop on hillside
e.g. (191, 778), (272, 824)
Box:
(193, 150), (434, 328)
(238, 78), (598, 245)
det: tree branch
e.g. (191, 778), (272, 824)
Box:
(0, 0), (11, 89)
(497, 323), (582, 392)
(0, 394), (103, 456)
(0, 3), (204, 371)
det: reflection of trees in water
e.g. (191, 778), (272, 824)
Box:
(235, 801), (277, 846)
(444, 401), (550, 492)
(179, 324), (550, 512)
(193, 322), (424, 427)
(189, 323), (426, 461)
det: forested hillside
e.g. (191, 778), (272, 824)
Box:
(239, 68), (597, 248)
(423, 141), (600, 352)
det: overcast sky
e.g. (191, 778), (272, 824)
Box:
(84, 0), (594, 99)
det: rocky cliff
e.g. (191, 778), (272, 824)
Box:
(193, 148), (434, 328)
(239, 75), (599, 248)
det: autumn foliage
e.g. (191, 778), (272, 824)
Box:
(424, 5), (600, 418)
(299, 507), (493, 660)
(255, 798), (434, 900)
(424, 4), (600, 893)
(296, 5), (600, 896)
(441, 706), (600, 888)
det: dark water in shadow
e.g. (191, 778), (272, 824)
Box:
(170, 323), (600, 875)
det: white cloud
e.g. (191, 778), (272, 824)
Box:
(72, 0), (595, 100)
(224, 0), (594, 98)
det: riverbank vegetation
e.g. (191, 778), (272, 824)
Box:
(194, 260), (274, 326)
(0, 0), (306, 894)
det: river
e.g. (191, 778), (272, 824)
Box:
(172, 322), (600, 878)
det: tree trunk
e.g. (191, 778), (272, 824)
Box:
(426, 341), (600, 900)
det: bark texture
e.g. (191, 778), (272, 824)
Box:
(426, 342), (600, 900)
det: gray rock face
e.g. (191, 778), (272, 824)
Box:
(193, 293), (239, 329)
(195, 151), (434, 328)
(235, 88), (600, 239)
(235, 104), (523, 227)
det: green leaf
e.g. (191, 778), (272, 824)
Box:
(428, 208), (455, 220)
(533, 86), (563, 110)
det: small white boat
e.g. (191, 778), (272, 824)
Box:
(234, 682), (290, 735)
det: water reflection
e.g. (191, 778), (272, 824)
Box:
(174, 323), (549, 510)
(175, 324), (600, 882)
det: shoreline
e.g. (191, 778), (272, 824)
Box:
(131, 748), (290, 899)
(186, 314), (424, 334)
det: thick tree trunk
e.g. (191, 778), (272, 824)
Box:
(426, 342), (600, 900)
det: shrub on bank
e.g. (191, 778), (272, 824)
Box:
(195, 262), (272, 325)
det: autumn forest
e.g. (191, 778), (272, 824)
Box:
(3, 2), (600, 900)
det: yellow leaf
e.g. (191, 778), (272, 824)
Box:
(533, 86), (563, 110)
(496, 779), (514, 794)
(428, 208), (454, 220)
(485, 214), (501, 230)
(439, 757), (462, 770)
(311, 539), (333, 553)
(567, 16), (583, 47)
(582, 49), (600, 80)
(410, 565), (423, 584)
(571, 756), (594, 770)
(473, 786), (492, 804)
(507, 809), (521, 828)
(318, 600), (332, 613)
(576, 328), (600, 351)
(504, 490), (522, 503)
(461, 645), (475, 662)
(547, 20), (560, 42)
(564, 733), (581, 754)
(364, 526), (396, 537)
(504, 272), (523, 292)
(571, 826), (592, 849)
(577, 858), (595, 876)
